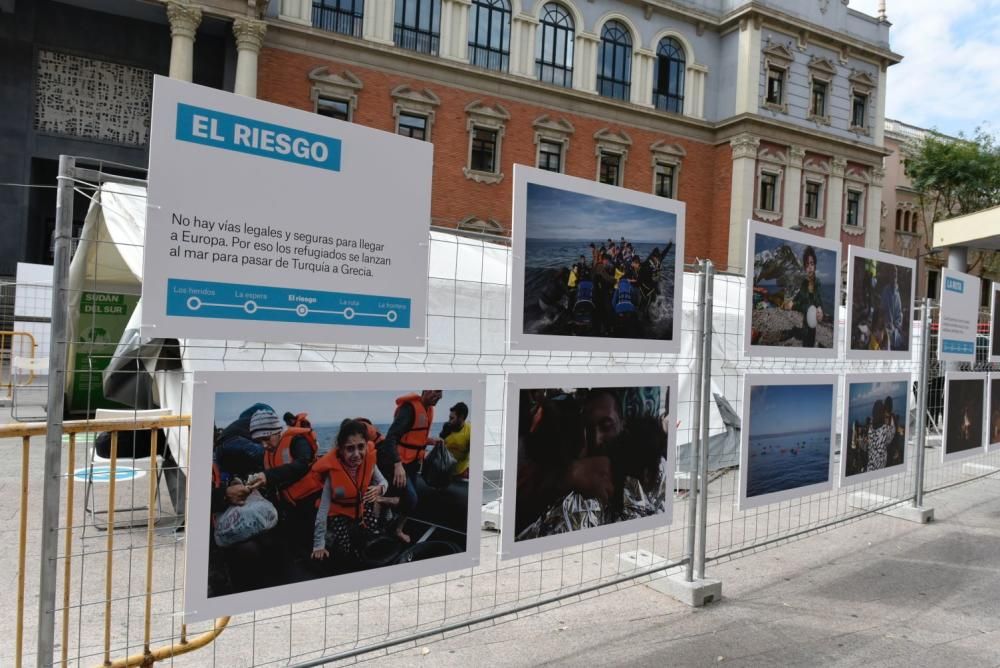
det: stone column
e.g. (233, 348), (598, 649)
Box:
(683, 64), (708, 119)
(728, 133), (760, 270)
(362, 0), (394, 45)
(864, 166), (884, 249)
(440, 0), (471, 62)
(572, 32), (599, 95)
(233, 17), (267, 98)
(508, 14), (539, 78)
(734, 17), (761, 115)
(782, 146), (805, 229)
(166, 0), (203, 82)
(826, 157), (847, 241)
(630, 49), (655, 107)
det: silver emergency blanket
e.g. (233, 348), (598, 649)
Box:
(515, 457), (668, 539)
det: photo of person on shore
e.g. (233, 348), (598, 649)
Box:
(512, 167), (684, 353)
(201, 384), (476, 605)
(846, 247), (916, 359)
(502, 374), (676, 558)
(746, 222), (840, 357)
(842, 377), (909, 484)
(943, 374), (985, 461)
(740, 376), (836, 510)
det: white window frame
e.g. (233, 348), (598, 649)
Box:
(463, 99), (510, 184)
(391, 85), (441, 141)
(650, 140), (686, 200)
(532, 114), (574, 174)
(593, 127), (632, 187)
(308, 66), (362, 122)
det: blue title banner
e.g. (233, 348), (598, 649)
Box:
(175, 103), (342, 171)
(944, 277), (965, 293)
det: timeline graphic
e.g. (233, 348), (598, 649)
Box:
(165, 278), (410, 328)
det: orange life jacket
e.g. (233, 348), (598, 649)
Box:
(263, 426), (321, 504)
(312, 441), (377, 519)
(291, 412), (311, 428)
(394, 394), (434, 464)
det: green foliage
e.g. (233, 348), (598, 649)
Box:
(903, 127), (1000, 224)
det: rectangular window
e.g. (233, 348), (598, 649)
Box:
(654, 162), (676, 198)
(846, 190), (863, 226)
(397, 112), (428, 140)
(470, 127), (498, 173)
(927, 270), (939, 301)
(598, 152), (621, 186)
(316, 97), (350, 122)
(804, 180), (822, 219)
(766, 67), (784, 105)
(759, 172), (778, 211)
(537, 139), (563, 173)
(811, 80), (827, 117)
(851, 93), (868, 128)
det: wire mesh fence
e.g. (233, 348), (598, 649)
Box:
(2, 160), (998, 667)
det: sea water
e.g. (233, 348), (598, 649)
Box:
(746, 429), (831, 498)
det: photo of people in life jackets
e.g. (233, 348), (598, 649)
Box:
(747, 221), (840, 358)
(502, 374), (676, 558)
(512, 167), (684, 354)
(202, 385), (476, 603)
(846, 247), (915, 360)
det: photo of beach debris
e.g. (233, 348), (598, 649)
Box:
(746, 223), (840, 356)
(740, 377), (836, 509)
(847, 248), (915, 358)
(512, 167), (683, 353)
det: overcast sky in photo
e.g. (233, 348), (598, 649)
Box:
(851, 0), (1000, 137)
(525, 183), (677, 243)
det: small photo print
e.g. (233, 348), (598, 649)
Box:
(943, 373), (986, 462)
(511, 166), (685, 354)
(987, 376), (1000, 451)
(739, 375), (837, 510)
(745, 221), (840, 358)
(841, 375), (911, 486)
(184, 372), (484, 622)
(845, 247), (916, 360)
(501, 373), (677, 559)
(991, 285), (1000, 362)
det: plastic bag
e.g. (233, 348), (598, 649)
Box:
(421, 444), (456, 489)
(213, 489), (278, 547)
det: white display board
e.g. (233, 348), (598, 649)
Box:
(942, 372), (986, 463)
(738, 374), (837, 510)
(844, 246), (916, 360)
(500, 373), (677, 559)
(144, 76), (432, 345)
(937, 268), (980, 362)
(509, 165), (685, 354)
(744, 221), (841, 359)
(184, 371), (484, 622)
(839, 373), (911, 487)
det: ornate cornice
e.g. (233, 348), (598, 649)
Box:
(870, 166), (886, 187)
(788, 145), (806, 168)
(830, 157), (848, 177)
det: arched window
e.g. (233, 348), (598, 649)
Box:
(597, 20), (632, 101)
(312, 0), (364, 37)
(895, 208), (902, 231)
(536, 3), (574, 88)
(469, 0), (511, 72)
(903, 210), (911, 232)
(394, 0), (440, 55)
(654, 37), (686, 113)
(911, 211), (919, 232)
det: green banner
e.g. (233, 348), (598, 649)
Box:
(70, 291), (139, 411)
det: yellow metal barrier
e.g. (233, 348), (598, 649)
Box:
(0, 331), (37, 399)
(0, 415), (229, 668)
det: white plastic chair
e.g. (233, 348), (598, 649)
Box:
(83, 408), (172, 529)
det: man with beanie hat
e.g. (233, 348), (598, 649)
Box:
(250, 408), (316, 494)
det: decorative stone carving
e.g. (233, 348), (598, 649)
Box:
(730, 133), (760, 161)
(788, 145), (806, 168)
(830, 157), (847, 178)
(233, 17), (267, 52)
(166, 0), (202, 40)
